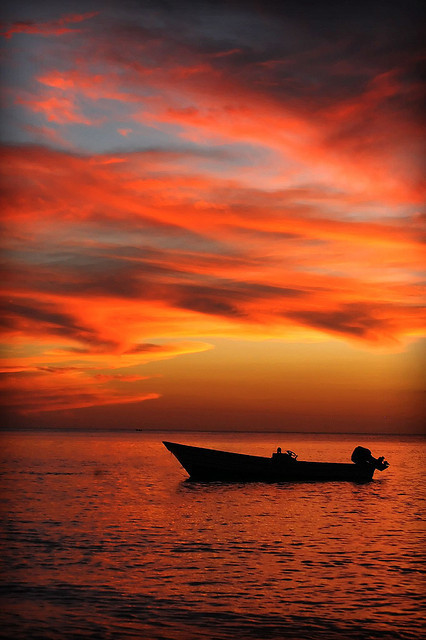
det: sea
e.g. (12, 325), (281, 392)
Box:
(0, 430), (424, 640)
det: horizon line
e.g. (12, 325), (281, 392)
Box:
(0, 427), (424, 437)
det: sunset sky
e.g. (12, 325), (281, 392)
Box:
(1, 0), (424, 433)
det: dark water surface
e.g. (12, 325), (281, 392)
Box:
(0, 431), (424, 639)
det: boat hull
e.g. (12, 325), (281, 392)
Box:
(163, 441), (375, 483)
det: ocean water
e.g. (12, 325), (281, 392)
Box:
(0, 430), (424, 640)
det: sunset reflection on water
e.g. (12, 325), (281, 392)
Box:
(1, 431), (424, 639)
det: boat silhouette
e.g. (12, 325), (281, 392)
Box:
(163, 442), (389, 483)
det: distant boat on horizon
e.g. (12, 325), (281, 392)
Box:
(163, 441), (389, 483)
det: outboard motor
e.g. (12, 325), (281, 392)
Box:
(351, 446), (389, 471)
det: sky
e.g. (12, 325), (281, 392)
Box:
(1, 0), (424, 433)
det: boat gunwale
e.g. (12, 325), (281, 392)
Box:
(162, 440), (367, 470)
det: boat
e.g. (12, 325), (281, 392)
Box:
(163, 441), (389, 483)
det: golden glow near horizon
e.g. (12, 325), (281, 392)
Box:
(1, 3), (424, 432)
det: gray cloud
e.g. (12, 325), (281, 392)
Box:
(287, 303), (392, 339)
(2, 299), (117, 349)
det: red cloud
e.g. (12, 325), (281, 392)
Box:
(11, 24), (423, 206)
(16, 93), (94, 124)
(1, 11), (98, 39)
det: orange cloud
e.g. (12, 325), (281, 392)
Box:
(1, 146), (424, 378)
(0, 326), (212, 415)
(1, 368), (160, 413)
